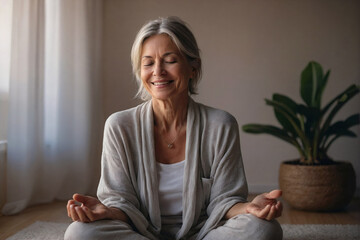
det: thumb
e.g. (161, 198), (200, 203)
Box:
(73, 193), (90, 204)
(265, 189), (282, 199)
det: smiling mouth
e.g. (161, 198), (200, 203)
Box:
(151, 80), (174, 86)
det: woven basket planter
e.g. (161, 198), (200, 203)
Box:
(279, 160), (356, 212)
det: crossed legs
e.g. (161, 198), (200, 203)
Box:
(64, 214), (282, 240)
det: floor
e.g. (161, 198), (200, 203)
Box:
(0, 197), (359, 239)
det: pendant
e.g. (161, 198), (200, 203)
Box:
(167, 143), (174, 148)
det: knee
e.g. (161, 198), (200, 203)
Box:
(235, 214), (283, 240)
(64, 220), (143, 240)
(64, 221), (97, 240)
(227, 214), (283, 240)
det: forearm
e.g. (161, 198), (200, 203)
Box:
(107, 207), (130, 223)
(224, 202), (250, 219)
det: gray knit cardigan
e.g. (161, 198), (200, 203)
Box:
(97, 98), (248, 240)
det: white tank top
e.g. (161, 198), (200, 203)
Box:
(156, 160), (185, 225)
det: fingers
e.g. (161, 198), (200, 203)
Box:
(265, 205), (277, 221)
(73, 193), (87, 204)
(265, 189), (282, 200)
(73, 194), (100, 208)
(248, 202), (282, 221)
(67, 198), (88, 222)
(75, 206), (91, 223)
(67, 194), (103, 223)
(67, 200), (76, 217)
(83, 206), (97, 222)
(68, 203), (92, 222)
(257, 204), (271, 218)
(274, 201), (283, 218)
(69, 204), (80, 222)
(248, 204), (271, 219)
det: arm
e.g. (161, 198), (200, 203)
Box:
(204, 114), (248, 217)
(67, 113), (141, 224)
(96, 113), (148, 225)
(204, 113), (281, 221)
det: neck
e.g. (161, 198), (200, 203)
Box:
(152, 95), (189, 131)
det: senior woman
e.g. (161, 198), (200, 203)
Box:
(65, 16), (283, 240)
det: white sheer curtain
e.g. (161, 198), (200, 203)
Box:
(2, 0), (103, 215)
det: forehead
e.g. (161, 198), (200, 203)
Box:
(141, 34), (180, 56)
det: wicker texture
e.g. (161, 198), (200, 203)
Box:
(279, 161), (356, 211)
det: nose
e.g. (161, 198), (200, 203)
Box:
(153, 61), (166, 76)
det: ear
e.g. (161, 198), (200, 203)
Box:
(188, 58), (199, 79)
(190, 67), (196, 79)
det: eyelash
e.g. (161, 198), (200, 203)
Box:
(143, 60), (177, 67)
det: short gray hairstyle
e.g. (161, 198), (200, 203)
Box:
(131, 16), (202, 101)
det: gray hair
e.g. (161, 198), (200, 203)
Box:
(131, 16), (202, 101)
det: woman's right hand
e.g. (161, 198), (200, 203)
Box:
(67, 194), (111, 223)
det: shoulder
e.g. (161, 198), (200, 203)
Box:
(105, 101), (150, 130)
(195, 101), (238, 128)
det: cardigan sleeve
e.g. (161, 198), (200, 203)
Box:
(97, 113), (155, 238)
(197, 110), (248, 239)
(197, 110), (249, 239)
(207, 113), (248, 216)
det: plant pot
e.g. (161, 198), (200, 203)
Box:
(279, 160), (356, 211)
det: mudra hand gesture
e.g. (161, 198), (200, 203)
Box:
(246, 190), (283, 220)
(67, 194), (108, 223)
(67, 194), (128, 223)
(69, 190), (283, 223)
(225, 189), (283, 221)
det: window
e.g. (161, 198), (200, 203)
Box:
(0, 0), (13, 141)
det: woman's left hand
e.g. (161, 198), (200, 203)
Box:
(246, 189), (283, 220)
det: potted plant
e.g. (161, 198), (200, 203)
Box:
(242, 61), (359, 211)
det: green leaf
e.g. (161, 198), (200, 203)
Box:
(321, 84), (359, 116)
(242, 124), (293, 142)
(320, 85), (360, 141)
(242, 124), (293, 143)
(242, 124), (305, 157)
(322, 114), (360, 143)
(316, 70), (330, 107)
(300, 61), (326, 108)
(273, 94), (299, 136)
(297, 104), (321, 136)
(324, 129), (357, 153)
(345, 113), (360, 126)
(265, 99), (307, 145)
(324, 122), (358, 138)
(266, 99), (300, 125)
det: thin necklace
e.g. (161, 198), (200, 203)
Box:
(165, 123), (184, 149)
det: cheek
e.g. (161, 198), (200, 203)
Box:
(140, 73), (151, 92)
(140, 69), (151, 82)
(179, 66), (193, 82)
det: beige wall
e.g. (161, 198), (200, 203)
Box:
(102, 0), (360, 193)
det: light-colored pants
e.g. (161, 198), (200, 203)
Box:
(64, 214), (283, 240)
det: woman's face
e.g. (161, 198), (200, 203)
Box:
(140, 34), (194, 101)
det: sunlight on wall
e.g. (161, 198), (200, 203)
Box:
(0, 0), (13, 140)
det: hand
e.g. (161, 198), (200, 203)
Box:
(246, 189), (283, 220)
(67, 194), (110, 223)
